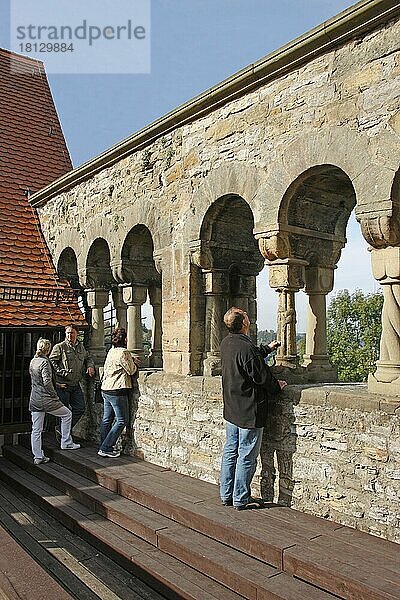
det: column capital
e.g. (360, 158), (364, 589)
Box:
(266, 258), (308, 291)
(304, 266), (334, 295)
(122, 284), (147, 306)
(148, 286), (162, 306)
(85, 288), (109, 309)
(359, 213), (400, 249)
(203, 270), (228, 295)
(189, 240), (212, 270)
(371, 246), (400, 284)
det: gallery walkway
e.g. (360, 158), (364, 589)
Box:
(0, 439), (398, 600)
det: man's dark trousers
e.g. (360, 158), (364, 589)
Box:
(57, 385), (85, 429)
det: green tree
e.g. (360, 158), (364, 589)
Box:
(327, 289), (383, 382)
(257, 329), (277, 345)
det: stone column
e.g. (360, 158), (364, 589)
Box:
(229, 273), (254, 338)
(148, 286), (163, 368)
(302, 266), (337, 382)
(85, 289), (109, 364)
(247, 276), (258, 345)
(122, 284), (147, 363)
(368, 246), (400, 395)
(267, 259), (307, 368)
(112, 287), (127, 330)
(203, 270), (228, 376)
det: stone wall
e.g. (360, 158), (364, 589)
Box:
(33, 12), (400, 376)
(33, 3), (400, 543)
(98, 374), (399, 543)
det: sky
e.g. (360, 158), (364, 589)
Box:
(0, 0), (378, 331)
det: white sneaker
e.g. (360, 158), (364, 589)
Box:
(98, 449), (120, 458)
(61, 443), (81, 450)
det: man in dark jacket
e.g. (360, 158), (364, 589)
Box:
(219, 307), (286, 510)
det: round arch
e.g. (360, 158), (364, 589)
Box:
(85, 237), (114, 288)
(57, 247), (80, 289)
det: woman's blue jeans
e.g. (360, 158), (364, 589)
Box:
(220, 421), (264, 507)
(99, 392), (129, 453)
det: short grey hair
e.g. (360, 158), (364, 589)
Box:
(35, 338), (52, 357)
(224, 307), (247, 333)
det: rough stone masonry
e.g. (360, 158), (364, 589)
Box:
(31, 0), (400, 541)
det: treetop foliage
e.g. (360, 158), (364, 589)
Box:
(327, 289), (383, 382)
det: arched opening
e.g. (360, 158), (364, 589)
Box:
(267, 164), (357, 378)
(57, 247), (88, 341)
(191, 194), (263, 375)
(120, 225), (162, 368)
(84, 238), (114, 362)
(57, 247), (80, 290)
(86, 238), (113, 289)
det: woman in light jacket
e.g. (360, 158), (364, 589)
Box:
(29, 338), (80, 465)
(98, 328), (137, 458)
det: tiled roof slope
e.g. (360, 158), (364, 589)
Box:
(0, 49), (85, 327)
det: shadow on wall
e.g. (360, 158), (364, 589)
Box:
(260, 390), (297, 506)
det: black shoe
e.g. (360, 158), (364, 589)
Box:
(235, 498), (265, 511)
(221, 498), (233, 506)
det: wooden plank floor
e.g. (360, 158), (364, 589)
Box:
(2, 438), (400, 600)
(0, 479), (167, 600)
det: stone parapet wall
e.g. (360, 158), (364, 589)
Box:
(125, 374), (400, 543)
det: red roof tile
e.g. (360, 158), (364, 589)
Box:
(0, 48), (86, 328)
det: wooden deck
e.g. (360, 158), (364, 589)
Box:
(0, 439), (398, 600)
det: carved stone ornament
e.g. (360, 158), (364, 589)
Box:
(153, 250), (163, 274)
(258, 232), (290, 261)
(360, 214), (400, 249)
(304, 266), (335, 295)
(110, 260), (124, 284)
(371, 246), (400, 283)
(267, 259), (307, 290)
(188, 240), (213, 270)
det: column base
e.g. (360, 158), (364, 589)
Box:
(368, 371), (400, 397)
(275, 356), (299, 369)
(203, 354), (221, 377)
(372, 361), (400, 383)
(302, 355), (337, 383)
(149, 350), (163, 368)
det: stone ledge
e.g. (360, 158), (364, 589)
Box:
(140, 372), (400, 415)
(286, 384), (400, 415)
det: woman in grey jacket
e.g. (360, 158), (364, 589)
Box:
(29, 338), (80, 464)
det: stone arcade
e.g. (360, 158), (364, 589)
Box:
(31, 1), (400, 541)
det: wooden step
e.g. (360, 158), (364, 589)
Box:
(32, 444), (322, 567)
(284, 535), (400, 600)
(0, 458), (244, 600)
(0, 450), (341, 600)
(6, 444), (400, 600)
(0, 480), (165, 600)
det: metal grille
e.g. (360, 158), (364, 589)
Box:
(0, 329), (63, 432)
(0, 286), (77, 304)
